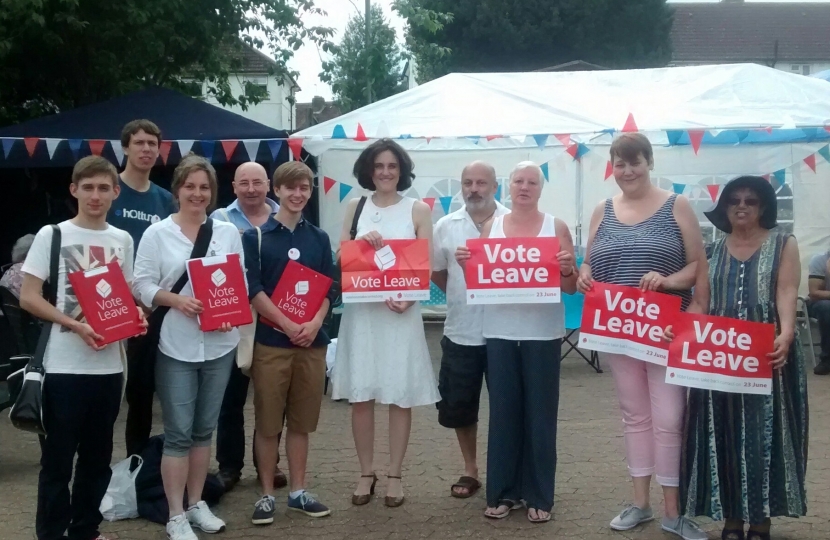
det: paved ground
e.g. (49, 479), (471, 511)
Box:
(1, 322), (829, 540)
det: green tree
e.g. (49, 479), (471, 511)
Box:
(320, 4), (405, 112)
(0, 0), (333, 124)
(394, 0), (674, 82)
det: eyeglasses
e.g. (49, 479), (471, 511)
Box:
(235, 181), (267, 189)
(727, 197), (760, 207)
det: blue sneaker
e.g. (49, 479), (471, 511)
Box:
(287, 491), (331, 518)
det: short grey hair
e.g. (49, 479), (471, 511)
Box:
(509, 161), (544, 183)
(12, 234), (35, 263)
(461, 161), (497, 183)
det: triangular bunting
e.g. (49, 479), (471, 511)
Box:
(159, 141), (173, 164)
(554, 134), (571, 147)
(24, 137), (39, 157)
(762, 174), (770, 182)
(339, 182), (353, 202)
(439, 196), (453, 214)
(688, 130), (705, 155)
(221, 140), (239, 161)
(672, 182), (686, 195)
(68, 139), (83, 159)
(398, 134), (412, 139)
(110, 140), (125, 165)
(772, 169), (786, 188)
(1, 139), (14, 158)
(485, 135), (502, 142)
(540, 162), (550, 182)
(495, 185), (502, 202)
(575, 143), (590, 160)
(804, 154), (817, 173)
(666, 130), (684, 146)
(323, 176), (336, 194)
(287, 138), (303, 161)
(332, 124), (347, 139)
(178, 139), (195, 157)
(622, 113), (638, 132)
(422, 197), (436, 211)
(532, 134), (548, 150)
(88, 139), (106, 156)
(376, 121), (390, 138)
(425, 137), (433, 144)
(267, 140), (283, 161)
(243, 140), (261, 160)
(818, 145), (830, 164)
(46, 139), (62, 160)
(466, 136), (480, 145)
(199, 140), (215, 162)
(605, 161), (613, 180)
(706, 184), (720, 202)
(565, 144), (579, 159)
(354, 124), (368, 142)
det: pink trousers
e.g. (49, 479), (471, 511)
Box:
(607, 354), (687, 487)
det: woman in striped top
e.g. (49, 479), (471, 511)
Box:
(577, 133), (706, 540)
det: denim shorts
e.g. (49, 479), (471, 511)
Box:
(155, 348), (235, 457)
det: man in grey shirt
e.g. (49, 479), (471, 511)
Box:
(808, 250), (830, 374)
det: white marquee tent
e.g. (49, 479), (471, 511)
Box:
(292, 64), (830, 301)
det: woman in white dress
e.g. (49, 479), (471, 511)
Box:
(332, 139), (439, 508)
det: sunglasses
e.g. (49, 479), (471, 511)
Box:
(727, 197), (760, 207)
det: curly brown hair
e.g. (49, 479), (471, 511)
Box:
(352, 138), (415, 191)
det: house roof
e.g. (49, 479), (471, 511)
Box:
(219, 42), (300, 89)
(671, 3), (830, 64)
(535, 60), (608, 72)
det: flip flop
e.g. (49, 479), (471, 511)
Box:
(450, 476), (482, 498)
(484, 499), (521, 520)
(527, 508), (552, 523)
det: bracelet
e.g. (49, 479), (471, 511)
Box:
(560, 267), (575, 277)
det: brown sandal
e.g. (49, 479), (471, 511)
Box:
(450, 476), (482, 498)
(384, 475), (405, 507)
(351, 473), (377, 506)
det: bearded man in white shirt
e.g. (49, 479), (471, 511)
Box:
(431, 161), (508, 498)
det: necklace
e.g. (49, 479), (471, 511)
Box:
(473, 208), (497, 231)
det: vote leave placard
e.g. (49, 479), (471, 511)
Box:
(465, 237), (560, 304)
(262, 260), (333, 332)
(340, 239), (430, 303)
(187, 253), (253, 331)
(579, 282), (681, 365)
(666, 313), (775, 395)
(68, 262), (144, 346)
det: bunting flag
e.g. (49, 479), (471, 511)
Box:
(88, 139), (106, 157)
(804, 154), (817, 173)
(1, 139), (14, 158)
(331, 124), (347, 139)
(46, 139), (61, 160)
(565, 144), (579, 159)
(466, 136), (480, 145)
(706, 184), (720, 202)
(622, 113), (638, 133)
(425, 137), (433, 144)
(540, 162), (550, 182)
(672, 183), (686, 195)
(68, 139), (83, 159)
(355, 124), (368, 141)
(267, 140), (283, 161)
(178, 139), (195, 157)
(495, 185), (502, 202)
(376, 120), (390, 138)
(199, 140), (215, 162)
(323, 176), (336, 194)
(24, 137), (39, 157)
(819, 145), (830, 164)
(605, 161), (613, 180)
(221, 140), (239, 161)
(688, 130), (705, 155)
(110, 140), (125, 165)
(287, 138), (303, 160)
(485, 135), (502, 141)
(532, 134), (548, 150)
(159, 141), (173, 164)
(398, 134), (412, 139)
(574, 143), (590, 160)
(554, 134), (571, 147)
(439, 196), (452, 214)
(422, 197), (436, 211)
(666, 130), (684, 146)
(772, 169), (786, 188)
(243, 140), (261, 160)
(339, 182), (353, 202)
(762, 174), (770, 182)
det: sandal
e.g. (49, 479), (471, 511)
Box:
(484, 499), (521, 520)
(722, 528), (745, 540)
(351, 473), (377, 506)
(527, 508), (552, 523)
(384, 475), (405, 508)
(450, 476), (482, 499)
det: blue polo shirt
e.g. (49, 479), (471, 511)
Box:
(210, 198), (279, 232)
(242, 216), (336, 349)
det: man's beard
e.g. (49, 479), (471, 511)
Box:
(465, 196), (489, 212)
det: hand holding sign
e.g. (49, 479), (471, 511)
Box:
(639, 271), (668, 292)
(454, 245), (471, 267)
(358, 231), (384, 250)
(176, 296), (203, 317)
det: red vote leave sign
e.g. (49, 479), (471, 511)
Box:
(187, 253), (253, 331)
(261, 260), (333, 332)
(465, 237), (560, 304)
(579, 282), (681, 365)
(68, 262), (144, 346)
(666, 312), (775, 395)
(340, 239), (430, 303)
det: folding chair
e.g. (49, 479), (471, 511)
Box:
(796, 296), (819, 367)
(0, 286), (39, 411)
(562, 291), (602, 373)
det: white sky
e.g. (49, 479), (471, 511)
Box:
(288, 0), (830, 103)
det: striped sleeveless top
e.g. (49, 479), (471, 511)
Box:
(589, 194), (691, 309)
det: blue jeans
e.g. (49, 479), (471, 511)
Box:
(155, 349), (235, 457)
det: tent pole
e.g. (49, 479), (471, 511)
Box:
(575, 157), (584, 256)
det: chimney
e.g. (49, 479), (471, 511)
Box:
(311, 95), (326, 114)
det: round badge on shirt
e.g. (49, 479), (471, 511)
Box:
(288, 248), (300, 260)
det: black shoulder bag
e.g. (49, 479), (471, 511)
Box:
(9, 225), (61, 435)
(332, 196), (368, 303)
(349, 196), (368, 240)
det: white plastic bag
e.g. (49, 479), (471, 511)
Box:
(326, 338), (337, 377)
(99, 455), (143, 521)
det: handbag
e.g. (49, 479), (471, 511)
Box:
(236, 226), (260, 374)
(8, 224), (60, 435)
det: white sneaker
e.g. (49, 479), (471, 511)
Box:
(186, 500), (227, 533)
(166, 514), (198, 540)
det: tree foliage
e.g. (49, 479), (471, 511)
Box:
(320, 4), (405, 113)
(394, 0), (674, 82)
(0, 0), (333, 125)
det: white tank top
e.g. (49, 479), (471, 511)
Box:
(356, 196), (417, 240)
(481, 213), (565, 341)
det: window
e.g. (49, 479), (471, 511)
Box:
(790, 64), (811, 76)
(244, 75), (269, 92)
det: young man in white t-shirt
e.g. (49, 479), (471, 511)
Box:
(20, 156), (143, 540)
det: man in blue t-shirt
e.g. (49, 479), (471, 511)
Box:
(111, 119), (176, 456)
